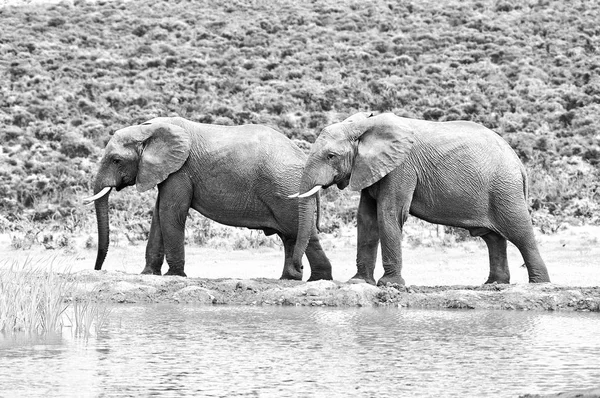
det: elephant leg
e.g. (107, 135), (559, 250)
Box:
(351, 191), (379, 285)
(503, 221), (550, 283)
(377, 217), (406, 287)
(142, 197), (164, 275)
(479, 231), (510, 284)
(375, 173), (418, 286)
(280, 235), (302, 281)
(491, 200), (551, 283)
(377, 182), (416, 286)
(158, 182), (192, 277)
(306, 232), (333, 281)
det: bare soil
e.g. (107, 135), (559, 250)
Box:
(2, 225), (599, 311)
(520, 387), (600, 398)
(57, 269), (600, 312)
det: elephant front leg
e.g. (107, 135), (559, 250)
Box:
(142, 198), (165, 275)
(377, 223), (405, 286)
(161, 218), (188, 277)
(350, 191), (379, 285)
(376, 200), (408, 287)
(158, 184), (191, 277)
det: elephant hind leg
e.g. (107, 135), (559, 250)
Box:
(279, 235), (303, 281)
(489, 201), (550, 283)
(502, 225), (551, 283)
(475, 230), (510, 284)
(305, 232), (333, 281)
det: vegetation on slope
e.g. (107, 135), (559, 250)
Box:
(0, 0), (599, 251)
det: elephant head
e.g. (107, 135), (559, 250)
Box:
(83, 118), (191, 270)
(291, 112), (415, 266)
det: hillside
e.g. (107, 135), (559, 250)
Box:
(0, 0), (599, 247)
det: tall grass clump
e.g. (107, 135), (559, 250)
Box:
(71, 294), (111, 338)
(0, 258), (110, 336)
(0, 258), (71, 333)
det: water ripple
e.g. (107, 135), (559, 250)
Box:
(1, 306), (599, 397)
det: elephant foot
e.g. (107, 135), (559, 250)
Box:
(377, 274), (405, 287)
(165, 269), (187, 277)
(348, 273), (376, 285)
(307, 272), (333, 281)
(528, 268), (551, 283)
(485, 266), (510, 284)
(307, 264), (333, 281)
(484, 277), (509, 284)
(529, 277), (551, 283)
(141, 266), (161, 276)
(280, 268), (303, 281)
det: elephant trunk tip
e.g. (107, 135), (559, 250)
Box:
(94, 256), (106, 271)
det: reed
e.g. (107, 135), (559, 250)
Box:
(0, 258), (68, 333)
(0, 258), (110, 335)
(70, 294), (111, 337)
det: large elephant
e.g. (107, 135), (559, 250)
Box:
(83, 116), (332, 280)
(290, 112), (551, 286)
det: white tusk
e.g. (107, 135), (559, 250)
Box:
(287, 193), (300, 198)
(82, 186), (112, 205)
(298, 185), (322, 198)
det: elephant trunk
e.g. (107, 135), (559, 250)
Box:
(292, 195), (317, 268)
(93, 182), (111, 271)
(291, 167), (322, 269)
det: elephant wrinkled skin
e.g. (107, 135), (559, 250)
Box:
(85, 117), (332, 280)
(291, 112), (551, 286)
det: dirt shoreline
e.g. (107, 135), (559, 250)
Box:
(3, 225), (599, 311)
(520, 387), (600, 398)
(65, 270), (600, 311)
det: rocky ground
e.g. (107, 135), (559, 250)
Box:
(3, 224), (599, 311)
(63, 269), (600, 312)
(520, 387), (600, 398)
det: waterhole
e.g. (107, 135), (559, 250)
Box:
(1, 306), (599, 397)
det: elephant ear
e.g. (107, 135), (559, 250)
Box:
(136, 122), (191, 192)
(349, 119), (415, 192)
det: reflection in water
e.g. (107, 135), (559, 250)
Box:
(1, 306), (599, 397)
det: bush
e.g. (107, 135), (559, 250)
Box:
(60, 132), (95, 158)
(1, 0), (599, 243)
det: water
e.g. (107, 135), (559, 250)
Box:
(1, 306), (599, 397)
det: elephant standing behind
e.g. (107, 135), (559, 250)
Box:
(84, 116), (332, 280)
(290, 112), (551, 286)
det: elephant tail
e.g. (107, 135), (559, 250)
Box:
(520, 165), (529, 203)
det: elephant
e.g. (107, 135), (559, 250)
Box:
(289, 112), (551, 286)
(83, 116), (332, 280)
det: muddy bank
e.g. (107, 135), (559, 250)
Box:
(65, 270), (600, 311)
(520, 387), (600, 398)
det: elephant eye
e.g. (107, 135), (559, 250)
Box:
(112, 158), (121, 165)
(326, 153), (336, 160)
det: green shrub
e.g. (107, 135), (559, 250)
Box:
(1, 0), (599, 242)
(59, 132), (95, 158)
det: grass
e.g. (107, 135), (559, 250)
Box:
(0, 258), (70, 333)
(0, 258), (110, 336)
(71, 293), (111, 337)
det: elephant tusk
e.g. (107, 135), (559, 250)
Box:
(82, 187), (112, 205)
(298, 185), (322, 198)
(287, 193), (300, 198)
